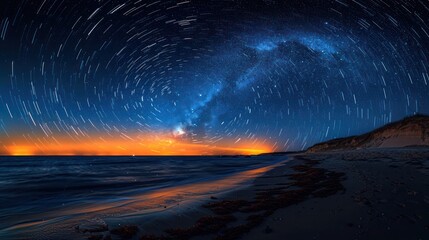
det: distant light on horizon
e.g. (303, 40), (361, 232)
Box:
(2, 133), (273, 156)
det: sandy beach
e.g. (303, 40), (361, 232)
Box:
(75, 147), (429, 240)
(4, 147), (426, 240)
(244, 148), (429, 240)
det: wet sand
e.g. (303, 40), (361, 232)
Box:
(245, 148), (429, 240)
(42, 147), (428, 240)
(83, 148), (429, 240)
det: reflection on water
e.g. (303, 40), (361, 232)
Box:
(0, 155), (286, 239)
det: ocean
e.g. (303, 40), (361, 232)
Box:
(0, 155), (286, 239)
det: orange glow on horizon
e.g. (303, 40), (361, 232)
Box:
(7, 146), (36, 156)
(1, 133), (273, 156)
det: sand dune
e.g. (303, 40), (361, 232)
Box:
(308, 115), (429, 153)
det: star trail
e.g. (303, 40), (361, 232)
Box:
(0, 0), (428, 155)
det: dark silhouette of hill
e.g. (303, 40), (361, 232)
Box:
(307, 114), (429, 152)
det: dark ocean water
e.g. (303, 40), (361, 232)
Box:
(0, 155), (285, 238)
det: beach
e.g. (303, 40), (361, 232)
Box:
(130, 148), (429, 240)
(244, 148), (429, 240)
(2, 148), (429, 239)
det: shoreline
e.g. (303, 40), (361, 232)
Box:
(0, 156), (287, 240)
(5, 148), (429, 240)
(77, 152), (346, 240)
(94, 147), (429, 240)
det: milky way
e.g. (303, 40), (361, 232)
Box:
(0, 0), (428, 155)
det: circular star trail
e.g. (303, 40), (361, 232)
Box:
(0, 0), (428, 155)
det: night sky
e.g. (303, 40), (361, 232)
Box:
(0, 0), (428, 155)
